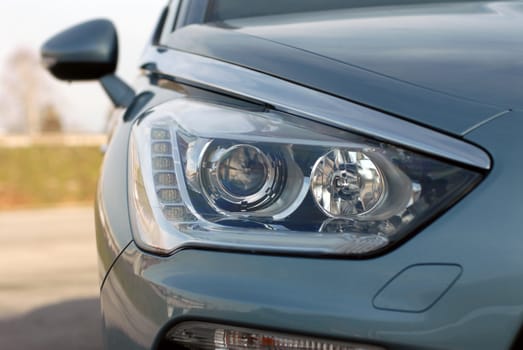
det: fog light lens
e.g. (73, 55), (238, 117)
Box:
(166, 322), (385, 350)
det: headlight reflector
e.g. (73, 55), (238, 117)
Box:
(311, 149), (384, 217)
(129, 98), (484, 256)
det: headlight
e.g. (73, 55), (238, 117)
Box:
(129, 98), (483, 257)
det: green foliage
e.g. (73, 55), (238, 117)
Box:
(0, 146), (103, 209)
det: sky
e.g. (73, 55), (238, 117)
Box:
(0, 0), (167, 133)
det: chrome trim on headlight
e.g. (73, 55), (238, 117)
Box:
(141, 48), (491, 171)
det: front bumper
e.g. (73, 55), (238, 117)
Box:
(100, 112), (523, 349)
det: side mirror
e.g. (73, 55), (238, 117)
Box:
(41, 19), (134, 107)
(41, 19), (118, 81)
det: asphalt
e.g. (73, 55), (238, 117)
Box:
(0, 206), (102, 349)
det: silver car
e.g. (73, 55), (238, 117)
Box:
(42, 1), (523, 349)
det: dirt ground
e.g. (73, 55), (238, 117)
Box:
(0, 206), (102, 349)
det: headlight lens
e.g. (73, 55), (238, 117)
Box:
(311, 149), (385, 217)
(200, 143), (286, 212)
(129, 98), (483, 256)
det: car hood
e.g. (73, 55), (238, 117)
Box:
(229, 1), (523, 110)
(167, 1), (522, 135)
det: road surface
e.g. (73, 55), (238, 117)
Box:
(0, 206), (102, 349)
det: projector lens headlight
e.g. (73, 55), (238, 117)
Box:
(216, 145), (270, 197)
(201, 143), (286, 212)
(129, 98), (484, 256)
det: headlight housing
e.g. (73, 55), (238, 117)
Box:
(129, 98), (483, 257)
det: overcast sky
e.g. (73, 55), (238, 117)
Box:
(0, 0), (167, 132)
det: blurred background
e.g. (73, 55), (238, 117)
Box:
(0, 1), (166, 348)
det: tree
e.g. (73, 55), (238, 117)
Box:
(0, 47), (63, 134)
(40, 104), (62, 133)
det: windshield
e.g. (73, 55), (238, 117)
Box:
(205, 0), (489, 22)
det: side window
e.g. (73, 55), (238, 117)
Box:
(157, 0), (183, 46)
(157, 0), (214, 46)
(173, 0), (209, 30)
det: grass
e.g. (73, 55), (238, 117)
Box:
(0, 146), (103, 209)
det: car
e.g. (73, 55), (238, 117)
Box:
(41, 0), (523, 349)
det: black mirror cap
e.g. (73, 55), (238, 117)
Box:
(41, 19), (118, 81)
